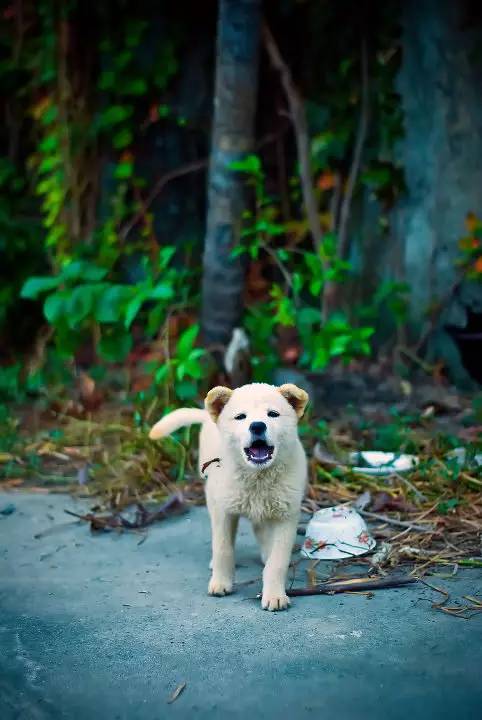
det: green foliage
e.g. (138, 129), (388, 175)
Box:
(0, 1), (410, 410)
(231, 154), (379, 377)
(20, 248), (187, 361)
(437, 498), (461, 514)
(0, 2), (209, 405)
(153, 324), (208, 402)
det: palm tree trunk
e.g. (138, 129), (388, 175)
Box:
(201, 0), (261, 346)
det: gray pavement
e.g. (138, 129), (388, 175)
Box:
(0, 491), (481, 720)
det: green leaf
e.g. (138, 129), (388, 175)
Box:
(312, 347), (330, 370)
(96, 285), (133, 323)
(177, 324), (199, 358)
(329, 334), (351, 356)
(298, 307), (321, 326)
(38, 155), (61, 174)
(44, 291), (67, 323)
(61, 261), (108, 283)
(98, 105), (133, 128)
(155, 365), (169, 384)
(41, 106), (59, 126)
(229, 154), (261, 175)
(123, 78), (147, 95)
(114, 161), (133, 180)
(176, 362), (186, 381)
(39, 134), (59, 153)
(359, 326), (375, 339)
(98, 70), (115, 90)
(175, 379), (198, 401)
(150, 283), (174, 300)
(159, 246), (176, 268)
(437, 498), (460, 515)
(292, 272), (304, 294)
(360, 167), (392, 190)
(124, 294), (145, 328)
(147, 305), (165, 336)
(309, 279), (323, 296)
(98, 327), (132, 361)
(158, 104), (170, 118)
(256, 219), (284, 236)
(66, 285), (100, 327)
(21, 276), (60, 299)
(231, 245), (247, 258)
(112, 128), (133, 149)
(274, 296), (295, 326)
(183, 357), (204, 379)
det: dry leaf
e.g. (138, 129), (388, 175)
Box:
(0, 452), (16, 463)
(371, 492), (415, 513)
(167, 682), (186, 704)
(78, 371), (104, 411)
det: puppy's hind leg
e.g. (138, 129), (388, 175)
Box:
(208, 511), (237, 596)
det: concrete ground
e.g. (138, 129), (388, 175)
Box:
(0, 491), (481, 720)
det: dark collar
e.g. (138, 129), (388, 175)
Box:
(201, 457), (221, 476)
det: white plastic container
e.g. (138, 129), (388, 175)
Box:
(349, 451), (419, 476)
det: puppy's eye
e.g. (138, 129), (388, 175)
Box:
(267, 410), (280, 418)
(234, 413), (246, 420)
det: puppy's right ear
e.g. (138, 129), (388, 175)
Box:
(205, 386), (233, 422)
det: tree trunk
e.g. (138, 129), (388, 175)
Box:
(397, 0), (482, 385)
(201, 0), (261, 347)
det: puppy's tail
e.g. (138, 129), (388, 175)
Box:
(149, 408), (207, 439)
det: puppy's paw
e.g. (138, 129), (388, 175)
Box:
(261, 589), (290, 611)
(208, 577), (233, 597)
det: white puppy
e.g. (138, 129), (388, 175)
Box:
(149, 382), (309, 611)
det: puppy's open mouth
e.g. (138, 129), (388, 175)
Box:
(244, 439), (274, 465)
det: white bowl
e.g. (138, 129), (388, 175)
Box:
(301, 504), (376, 560)
(349, 451), (419, 475)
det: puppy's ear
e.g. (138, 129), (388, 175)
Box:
(278, 383), (309, 419)
(205, 386), (233, 422)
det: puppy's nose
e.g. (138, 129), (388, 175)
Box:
(249, 421), (267, 436)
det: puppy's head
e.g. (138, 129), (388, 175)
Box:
(205, 382), (308, 469)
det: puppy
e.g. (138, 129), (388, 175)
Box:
(149, 382), (309, 611)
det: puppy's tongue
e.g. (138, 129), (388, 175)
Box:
(250, 445), (269, 460)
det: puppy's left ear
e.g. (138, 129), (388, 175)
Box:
(278, 383), (309, 419)
(205, 386), (233, 422)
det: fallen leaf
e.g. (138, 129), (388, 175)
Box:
(63, 446), (87, 459)
(0, 452), (16, 463)
(371, 492), (415, 513)
(0, 503), (16, 516)
(318, 170), (337, 191)
(0, 478), (23, 488)
(78, 371), (104, 411)
(167, 682), (186, 704)
(353, 490), (372, 511)
(465, 211), (479, 233)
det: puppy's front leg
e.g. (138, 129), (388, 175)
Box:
(208, 511), (237, 597)
(261, 518), (298, 611)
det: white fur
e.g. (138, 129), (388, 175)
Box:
(149, 408), (207, 439)
(149, 382), (308, 611)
